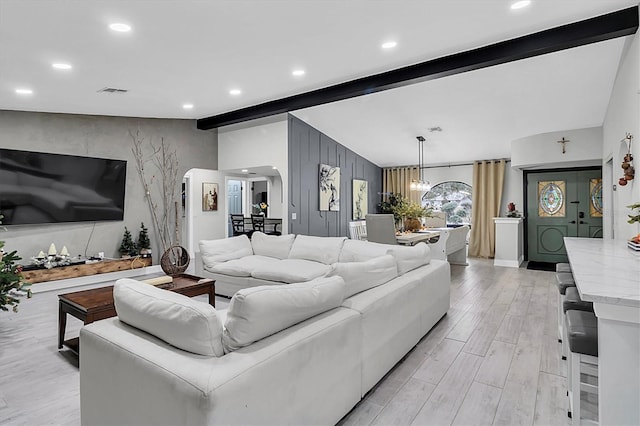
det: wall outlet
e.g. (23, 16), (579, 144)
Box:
(291, 212), (297, 220)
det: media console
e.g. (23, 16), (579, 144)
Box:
(22, 257), (152, 284)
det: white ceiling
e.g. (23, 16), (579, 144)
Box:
(0, 0), (637, 167)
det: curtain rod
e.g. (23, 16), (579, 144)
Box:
(385, 159), (511, 170)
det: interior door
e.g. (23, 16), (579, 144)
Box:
(227, 180), (243, 236)
(527, 168), (602, 263)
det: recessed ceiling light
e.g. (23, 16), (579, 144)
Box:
(241, 169), (248, 173)
(52, 63), (72, 70)
(229, 89), (242, 96)
(381, 41), (397, 49)
(109, 23), (131, 32)
(510, 0), (531, 10)
(182, 103), (194, 109)
(292, 69), (305, 77)
(15, 88), (33, 95)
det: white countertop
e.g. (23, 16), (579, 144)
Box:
(564, 237), (640, 308)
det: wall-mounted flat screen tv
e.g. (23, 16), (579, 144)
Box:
(0, 149), (126, 225)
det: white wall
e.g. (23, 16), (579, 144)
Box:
(602, 33), (640, 240)
(183, 168), (228, 271)
(511, 127), (603, 170)
(218, 115), (289, 233)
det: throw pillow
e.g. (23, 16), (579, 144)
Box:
(288, 235), (347, 265)
(250, 231), (296, 259)
(328, 254), (398, 298)
(222, 276), (346, 352)
(114, 278), (224, 357)
(199, 235), (253, 269)
(338, 239), (391, 262)
(386, 242), (431, 275)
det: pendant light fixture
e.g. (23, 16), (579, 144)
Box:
(410, 136), (431, 192)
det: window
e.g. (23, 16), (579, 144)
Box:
(422, 181), (472, 225)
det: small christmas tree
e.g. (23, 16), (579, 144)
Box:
(137, 222), (151, 256)
(119, 227), (137, 257)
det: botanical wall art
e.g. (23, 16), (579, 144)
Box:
(319, 164), (340, 211)
(202, 182), (219, 211)
(353, 179), (368, 220)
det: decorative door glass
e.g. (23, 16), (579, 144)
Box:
(538, 180), (565, 217)
(590, 178), (603, 218)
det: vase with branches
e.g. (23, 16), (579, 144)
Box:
(131, 130), (188, 275)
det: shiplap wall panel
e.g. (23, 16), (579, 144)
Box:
(288, 115), (382, 237)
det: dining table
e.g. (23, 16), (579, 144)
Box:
(395, 230), (441, 246)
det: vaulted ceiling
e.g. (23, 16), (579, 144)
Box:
(1, 0), (637, 167)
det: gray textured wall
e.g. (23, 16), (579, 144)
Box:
(0, 110), (216, 262)
(288, 115), (382, 237)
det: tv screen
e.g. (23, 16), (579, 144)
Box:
(0, 149), (126, 225)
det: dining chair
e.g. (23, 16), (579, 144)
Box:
(365, 214), (397, 245)
(348, 221), (368, 241)
(230, 214), (253, 238)
(251, 214), (281, 235)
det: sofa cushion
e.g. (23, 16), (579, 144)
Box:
(338, 240), (392, 262)
(250, 259), (332, 283)
(222, 276), (346, 352)
(113, 278), (224, 357)
(288, 235), (347, 265)
(328, 254), (398, 298)
(199, 235), (253, 269)
(209, 255), (280, 277)
(251, 231), (295, 260)
(386, 242), (431, 275)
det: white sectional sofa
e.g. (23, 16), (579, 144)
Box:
(80, 233), (450, 425)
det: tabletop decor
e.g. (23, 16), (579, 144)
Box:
(628, 202), (640, 251)
(253, 202), (269, 215)
(506, 202), (521, 217)
(392, 197), (433, 232)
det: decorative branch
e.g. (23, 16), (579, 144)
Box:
(130, 129), (179, 252)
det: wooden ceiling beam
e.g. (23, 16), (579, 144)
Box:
(197, 6), (638, 130)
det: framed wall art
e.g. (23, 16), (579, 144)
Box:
(319, 164), (340, 211)
(202, 182), (219, 211)
(353, 179), (368, 220)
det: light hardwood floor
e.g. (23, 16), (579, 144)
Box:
(0, 258), (569, 425)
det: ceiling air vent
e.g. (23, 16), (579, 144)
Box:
(97, 87), (129, 94)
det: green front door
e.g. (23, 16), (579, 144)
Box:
(527, 169), (602, 263)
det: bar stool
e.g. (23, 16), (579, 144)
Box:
(562, 287), (594, 359)
(566, 310), (599, 425)
(556, 262), (572, 273)
(556, 271), (576, 341)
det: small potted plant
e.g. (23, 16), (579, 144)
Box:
(119, 227), (137, 258)
(628, 202), (640, 250)
(137, 222), (152, 258)
(0, 241), (32, 313)
(506, 202), (521, 218)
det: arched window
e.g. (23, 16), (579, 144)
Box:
(422, 181), (472, 225)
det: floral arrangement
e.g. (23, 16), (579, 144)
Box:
(253, 202), (269, 215)
(0, 241), (32, 313)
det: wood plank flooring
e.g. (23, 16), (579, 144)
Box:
(0, 258), (570, 425)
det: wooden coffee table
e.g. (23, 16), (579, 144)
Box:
(58, 273), (215, 353)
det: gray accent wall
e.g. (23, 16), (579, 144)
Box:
(0, 110), (216, 262)
(288, 115), (382, 237)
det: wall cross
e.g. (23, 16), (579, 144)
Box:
(557, 137), (570, 154)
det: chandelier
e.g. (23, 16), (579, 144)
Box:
(410, 136), (431, 191)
